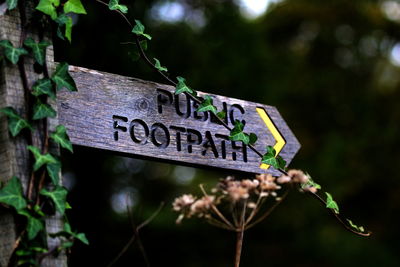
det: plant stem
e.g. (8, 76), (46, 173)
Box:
(235, 229), (244, 267)
(235, 200), (246, 267)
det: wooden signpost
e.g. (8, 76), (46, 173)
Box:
(0, 4), (300, 266)
(58, 66), (300, 175)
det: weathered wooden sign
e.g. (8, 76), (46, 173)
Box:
(57, 66), (300, 175)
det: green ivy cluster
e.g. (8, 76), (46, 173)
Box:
(0, 0), (88, 265)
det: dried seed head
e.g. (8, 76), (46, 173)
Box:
(277, 175), (291, 184)
(288, 169), (308, 184)
(172, 194), (196, 212)
(190, 195), (215, 217)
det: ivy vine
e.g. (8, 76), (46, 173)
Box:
(0, 0), (87, 265)
(0, 0), (371, 266)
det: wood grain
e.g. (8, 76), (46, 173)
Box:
(0, 6), (66, 267)
(58, 66), (301, 175)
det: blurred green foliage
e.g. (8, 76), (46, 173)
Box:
(56, 0), (400, 266)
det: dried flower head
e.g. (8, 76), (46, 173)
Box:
(227, 181), (250, 201)
(257, 174), (281, 191)
(172, 194), (196, 212)
(287, 169), (308, 184)
(190, 195), (215, 217)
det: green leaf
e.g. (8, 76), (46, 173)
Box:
(347, 219), (365, 232)
(50, 125), (73, 153)
(32, 78), (55, 100)
(0, 107), (32, 137)
(154, 58), (168, 72)
(40, 186), (68, 215)
(64, 0), (86, 14)
(47, 162), (61, 186)
(32, 99), (57, 120)
(23, 38), (50, 66)
(50, 222), (89, 245)
(108, 0), (128, 13)
(26, 216), (44, 240)
(325, 192), (340, 214)
(229, 120), (250, 144)
(175, 76), (195, 95)
(64, 221), (72, 232)
(261, 145), (286, 169)
(60, 241), (74, 249)
(132, 20), (152, 40)
(36, 0), (60, 20)
(74, 232), (89, 245)
(27, 145), (58, 171)
(64, 222), (89, 244)
(249, 133), (258, 145)
(0, 176), (27, 210)
(33, 204), (45, 217)
(0, 40), (28, 64)
(6, 0), (18, 10)
(261, 154), (279, 169)
(51, 62), (77, 91)
(217, 111), (226, 119)
(197, 95), (217, 114)
(55, 14), (73, 42)
(16, 246), (47, 256)
(301, 173), (321, 190)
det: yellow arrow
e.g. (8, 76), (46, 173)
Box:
(256, 107), (286, 169)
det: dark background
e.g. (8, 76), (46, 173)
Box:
(54, 0), (400, 266)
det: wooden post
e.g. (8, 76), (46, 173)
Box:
(0, 5), (66, 267)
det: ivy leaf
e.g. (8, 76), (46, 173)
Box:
(261, 154), (279, 169)
(301, 173), (321, 190)
(132, 20), (152, 40)
(217, 111), (226, 119)
(108, 0), (128, 13)
(32, 78), (55, 100)
(60, 241), (74, 249)
(23, 38), (50, 66)
(16, 208), (45, 240)
(64, 222), (89, 244)
(197, 95), (217, 114)
(249, 133), (258, 145)
(55, 14), (73, 42)
(50, 222), (89, 245)
(229, 120), (250, 144)
(347, 219), (365, 232)
(128, 40), (147, 61)
(26, 216), (44, 240)
(175, 76), (195, 95)
(0, 176), (27, 211)
(0, 107), (32, 137)
(16, 246), (47, 256)
(6, 0), (18, 10)
(40, 186), (68, 215)
(0, 40), (28, 64)
(325, 192), (340, 214)
(64, 0), (86, 15)
(74, 232), (89, 245)
(154, 58), (168, 72)
(33, 204), (45, 217)
(51, 62), (77, 91)
(47, 162), (61, 186)
(261, 145), (286, 169)
(32, 99), (57, 120)
(50, 125), (73, 153)
(36, 0), (60, 20)
(27, 145), (58, 171)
